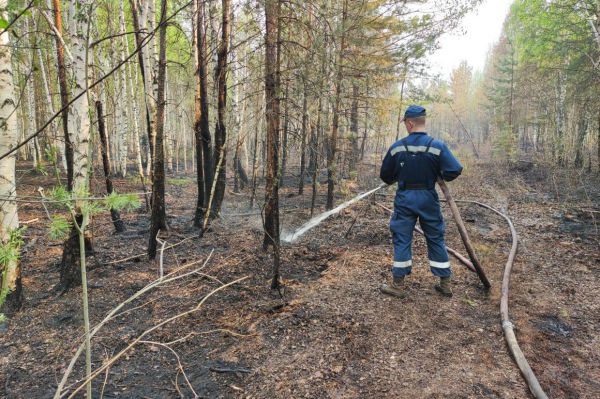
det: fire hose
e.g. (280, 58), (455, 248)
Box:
(452, 199), (549, 399)
(285, 181), (548, 398)
(379, 183), (548, 398)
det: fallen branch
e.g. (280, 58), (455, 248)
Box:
(105, 233), (200, 265)
(437, 180), (491, 288)
(139, 340), (198, 397)
(209, 365), (252, 374)
(55, 251), (215, 398)
(156, 232), (167, 278)
(64, 275), (249, 399)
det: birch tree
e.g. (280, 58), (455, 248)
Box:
(0, 0), (22, 312)
(59, 0), (94, 290)
(116, 0), (129, 177)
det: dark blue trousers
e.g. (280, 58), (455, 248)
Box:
(390, 189), (451, 278)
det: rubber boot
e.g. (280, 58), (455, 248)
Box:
(380, 276), (406, 298)
(435, 276), (452, 297)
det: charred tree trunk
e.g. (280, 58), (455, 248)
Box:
(210, 0), (231, 216)
(249, 109), (260, 208)
(129, 0), (154, 173)
(298, 82), (308, 195)
(349, 83), (359, 175)
(395, 76), (405, 142)
(233, 143), (240, 193)
(96, 101), (125, 233)
(263, 0), (282, 289)
(59, 214), (87, 291)
(148, 0), (168, 259)
(574, 112), (588, 168)
(193, 0), (212, 227)
(280, 76), (289, 186)
(233, 144), (248, 193)
(310, 101), (321, 217)
(52, 0), (73, 190)
(326, 1), (347, 210)
(360, 81), (369, 161)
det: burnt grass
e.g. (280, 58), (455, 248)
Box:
(1, 160), (599, 398)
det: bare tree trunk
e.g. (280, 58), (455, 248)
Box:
(249, 101), (261, 209)
(96, 101), (126, 233)
(211, 0), (231, 216)
(129, 0), (155, 176)
(298, 81), (308, 194)
(310, 118), (319, 217)
(59, 0), (94, 292)
(395, 76), (405, 142)
(148, 0), (168, 259)
(32, 12), (66, 173)
(574, 109), (588, 168)
(164, 74), (174, 174)
(280, 74), (289, 186)
(263, 0), (282, 289)
(326, 1), (347, 210)
(360, 81), (369, 161)
(349, 83), (359, 175)
(0, 0), (22, 310)
(124, 26), (148, 207)
(53, 0), (74, 190)
(116, 0), (129, 177)
(193, 0), (213, 227)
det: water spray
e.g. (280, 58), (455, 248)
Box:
(282, 183), (388, 243)
(282, 179), (491, 289)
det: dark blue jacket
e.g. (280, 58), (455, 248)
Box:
(380, 132), (463, 188)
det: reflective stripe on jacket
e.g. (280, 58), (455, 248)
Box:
(380, 132), (463, 187)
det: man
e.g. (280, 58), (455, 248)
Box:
(379, 105), (463, 298)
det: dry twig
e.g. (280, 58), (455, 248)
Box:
(63, 275), (249, 399)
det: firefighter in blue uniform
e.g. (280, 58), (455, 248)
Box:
(380, 105), (463, 298)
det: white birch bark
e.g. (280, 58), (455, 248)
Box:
(0, 0), (20, 300)
(23, 21), (39, 169)
(164, 72), (173, 173)
(116, 0), (129, 177)
(33, 12), (67, 171)
(126, 33), (144, 179)
(67, 0), (92, 199)
(139, 0), (158, 176)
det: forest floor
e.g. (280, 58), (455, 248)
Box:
(1, 157), (599, 399)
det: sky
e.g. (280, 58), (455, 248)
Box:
(427, 0), (514, 78)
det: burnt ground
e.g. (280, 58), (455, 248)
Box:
(0, 159), (599, 398)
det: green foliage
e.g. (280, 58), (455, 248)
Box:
(104, 192), (140, 212)
(50, 185), (71, 204)
(81, 200), (104, 217)
(0, 227), (25, 269)
(45, 146), (58, 163)
(492, 126), (517, 162)
(475, 0), (600, 167)
(167, 177), (193, 186)
(0, 227), (26, 310)
(49, 216), (72, 241)
(34, 162), (48, 176)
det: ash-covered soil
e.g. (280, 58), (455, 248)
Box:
(1, 160), (599, 398)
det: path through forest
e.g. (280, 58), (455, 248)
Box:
(1, 161), (599, 398)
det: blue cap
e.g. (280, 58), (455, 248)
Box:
(402, 105), (426, 121)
